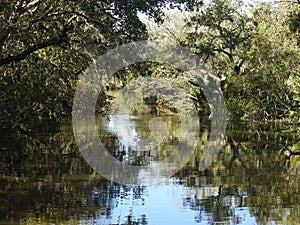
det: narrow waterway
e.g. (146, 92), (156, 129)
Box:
(1, 113), (300, 225)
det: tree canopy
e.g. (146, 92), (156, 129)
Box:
(179, 0), (300, 120)
(0, 0), (202, 132)
(0, 0), (299, 136)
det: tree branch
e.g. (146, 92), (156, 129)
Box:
(0, 34), (67, 66)
(212, 48), (234, 61)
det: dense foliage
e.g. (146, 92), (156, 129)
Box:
(180, 0), (300, 120)
(0, 0), (299, 136)
(0, 0), (202, 134)
(1, 2), (300, 223)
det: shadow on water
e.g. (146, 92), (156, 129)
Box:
(0, 116), (300, 225)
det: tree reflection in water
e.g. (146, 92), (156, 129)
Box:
(0, 118), (300, 225)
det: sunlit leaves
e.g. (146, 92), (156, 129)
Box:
(179, 0), (300, 121)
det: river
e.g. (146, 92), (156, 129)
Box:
(0, 113), (300, 225)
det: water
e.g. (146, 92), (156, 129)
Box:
(0, 115), (300, 225)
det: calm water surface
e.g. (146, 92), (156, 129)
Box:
(0, 114), (300, 225)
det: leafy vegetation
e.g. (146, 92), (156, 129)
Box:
(0, 0), (200, 138)
(179, 0), (300, 120)
(1, 0), (299, 136)
(1, 1), (300, 224)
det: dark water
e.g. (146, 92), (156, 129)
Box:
(1, 115), (300, 225)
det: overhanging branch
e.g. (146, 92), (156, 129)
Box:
(0, 35), (67, 66)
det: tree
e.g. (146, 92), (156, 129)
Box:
(181, 0), (254, 83)
(234, 2), (300, 120)
(0, 0), (200, 134)
(178, 0), (255, 117)
(178, 0), (300, 120)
